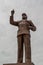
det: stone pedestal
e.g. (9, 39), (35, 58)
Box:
(3, 63), (34, 65)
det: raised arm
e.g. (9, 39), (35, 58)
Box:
(10, 10), (18, 26)
(29, 20), (36, 31)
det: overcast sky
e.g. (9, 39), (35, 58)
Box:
(0, 0), (43, 65)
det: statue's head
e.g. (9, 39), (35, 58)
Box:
(22, 13), (27, 20)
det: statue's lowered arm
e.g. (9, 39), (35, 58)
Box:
(29, 20), (36, 31)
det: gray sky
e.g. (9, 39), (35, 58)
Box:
(0, 0), (43, 65)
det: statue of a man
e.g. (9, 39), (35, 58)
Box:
(10, 10), (36, 63)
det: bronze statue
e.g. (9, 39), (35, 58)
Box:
(10, 10), (36, 63)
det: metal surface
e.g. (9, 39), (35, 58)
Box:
(3, 10), (36, 65)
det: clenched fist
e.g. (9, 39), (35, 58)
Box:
(11, 9), (15, 16)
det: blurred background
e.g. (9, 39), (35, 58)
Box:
(0, 0), (43, 65)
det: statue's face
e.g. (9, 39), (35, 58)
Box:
(22, 13), (27, 20)
(22, 15), (27, 20)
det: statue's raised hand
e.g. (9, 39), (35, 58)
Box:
(11, 9), (15, 16)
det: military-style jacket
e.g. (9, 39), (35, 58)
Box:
(10, 16), (36, 36)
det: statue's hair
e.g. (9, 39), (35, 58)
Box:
(22, 13), (27, 16)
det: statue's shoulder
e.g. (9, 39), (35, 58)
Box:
(28, 20), (32, 22)
(27, 20), (32, 23)
(18, 20), (22, 25)
(19, 20), (22, 23)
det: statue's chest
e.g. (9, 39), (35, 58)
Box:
(19, 21), (29, 27)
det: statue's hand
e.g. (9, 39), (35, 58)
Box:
(11, 9), (15, 16)
(29, 26), (32, 29)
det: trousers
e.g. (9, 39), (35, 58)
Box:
(17, 34), (31, 63)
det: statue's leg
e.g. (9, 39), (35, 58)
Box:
(17, 35), (23, 63)
(24, 34), (31, 63)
